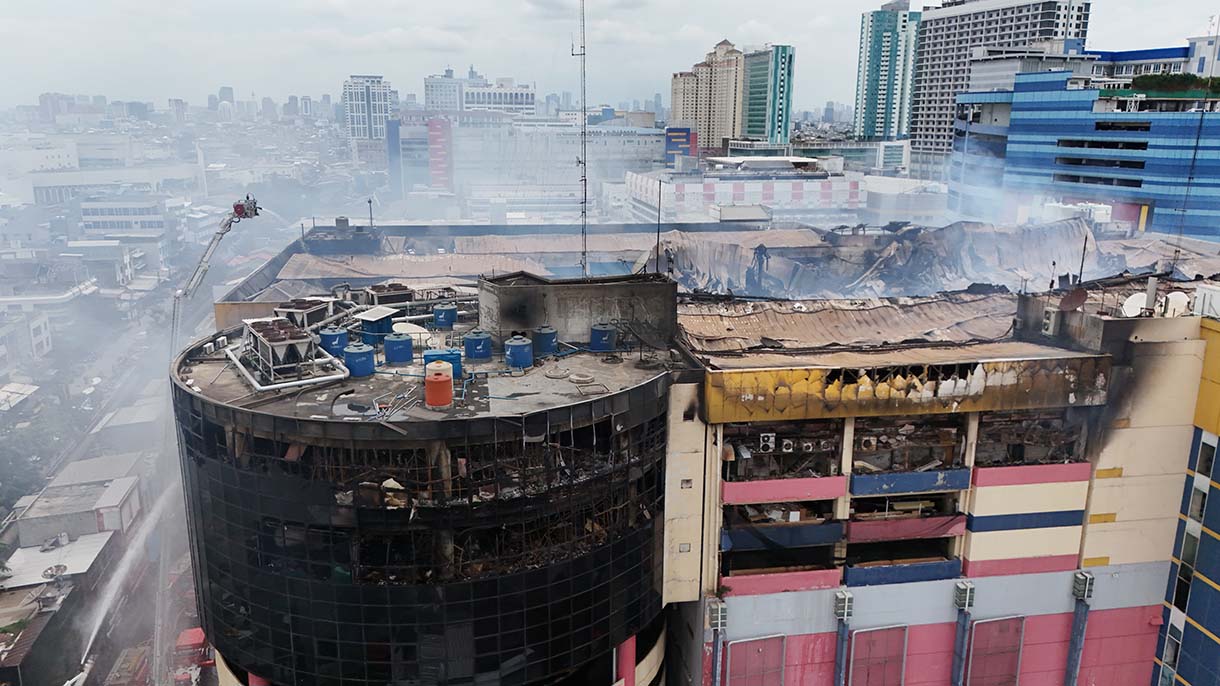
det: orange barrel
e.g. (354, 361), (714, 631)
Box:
(424, 361), (454, 410)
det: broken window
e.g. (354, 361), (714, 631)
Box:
(720, 500), (838, 578)
(722, 419), (842, 482)
(853, 415), (964, 474)
(975, 409), (1086, 467)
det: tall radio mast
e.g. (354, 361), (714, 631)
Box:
(572, 0), (589, 276)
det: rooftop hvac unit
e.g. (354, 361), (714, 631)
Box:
(781, 438), (795, 453)
(1042, 308), (1061, 336)
(1194, 283), (1220, 319)
(215, 336), (228, 349)
(203, 342), (215, 355)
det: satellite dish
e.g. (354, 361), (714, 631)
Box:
(42, 564), (67, 580)
(1058, 289), (1088, 312)
(1165, 291), (1190, 317)
(1121, 293), (1146, 318)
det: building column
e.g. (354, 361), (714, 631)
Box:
(836, 417), (855, 521)
(1064, 598), (1091, 686)
(956, 413), (980, 559)
(616, 634), (637, 686)
(834, 619), (851, 686)
(951, 608), (971, 686)
(1065, 572), (1094, 686)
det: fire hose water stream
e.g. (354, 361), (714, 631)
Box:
(76, 482), (183, 671)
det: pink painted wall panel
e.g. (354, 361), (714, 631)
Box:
(1076, 606), (1160, 686)
(847, 515), (966, 543)
(722, 476), (848, 505)
(905, 623), (956, 686)
(784, 632), (836, 686)
(962, 555), (1078, 577)
(722, 568), (842, 597)
(1018, 613), (1073, 686)
(972, 462), (1092, 487)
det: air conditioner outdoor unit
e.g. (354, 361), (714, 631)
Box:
(1042, 308), (1061, 336)
(758, 433), (776, 453)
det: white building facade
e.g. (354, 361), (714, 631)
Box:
(342, 75), (394, 140)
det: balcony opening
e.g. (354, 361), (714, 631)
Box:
(850, 493), (959, 521)
(722, 419), (842, 482)
(853, 415), (965, 474)
(975, 409), (1086, 467)
(722, 542), (836, 578)
(846, 537), (955, 569)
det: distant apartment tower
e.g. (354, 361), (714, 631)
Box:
(910, 0), (1090, 179)
(300, 95), (312, 117)
(742, 44), (796, 145)
(218, 86), (234, 104)
(854, 0), (920, 140)
(342, 75), (393, 139)
(671, 40), (747, 151)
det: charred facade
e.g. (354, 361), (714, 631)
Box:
(172, 275), (675, 686)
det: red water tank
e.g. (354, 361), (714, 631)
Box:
(424, 366), (454, 410)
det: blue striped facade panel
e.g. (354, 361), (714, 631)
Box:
(720, 521), (845, 552)
(1177, 622), (1220, 686)
(1205, 489), (1220, 544)
(1197, 534), (1220, 585)
(850, 469), (972, 496)
(965, 510), (1086, 532)
(1186, 577), (1220, 643)
(1192, 428), (1205, 473)
(843, 558), (961, 587)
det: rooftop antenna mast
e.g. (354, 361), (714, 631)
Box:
(572, 0), (589, 276)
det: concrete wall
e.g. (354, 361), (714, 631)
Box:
(17, 511), (98, 548)
(477, 274), (677, 345)
(664, 384), (710, 604)
(722, 561), (1166, 640)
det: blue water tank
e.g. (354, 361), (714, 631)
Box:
(464, 330), (492, 360)
(319, 327), (348, 357)
(505, 336), (534, 369)
(384, 333), (414, 366)
(433, 303), (458, 330)
(424, 348), (464, 379)
(589, 322), (617, 352)
(532, 325), (557, 358)
(360, 312), (394, 345)
(343, 343), (375, 378)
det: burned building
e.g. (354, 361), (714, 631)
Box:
(172, 216), (1220, 686)
(172, 274), (677, 685)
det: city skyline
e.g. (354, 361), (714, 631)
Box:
(0, 0), (1211, 111)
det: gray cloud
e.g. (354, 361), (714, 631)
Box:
(0, 0), (1209, 111)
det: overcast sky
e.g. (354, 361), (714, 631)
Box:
(0, 0), (1213, 111)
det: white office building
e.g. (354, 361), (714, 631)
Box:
(909, 0), (1091, 179)
(342, 75), (394, 140)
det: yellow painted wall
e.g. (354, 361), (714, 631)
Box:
(663, 383), (709, 604)
(702, 356), (1110, 423)
(1196, 318), (1220, 434)
(968, 482), (1089, 517)
(964, 526), (1083, 561)
(1092, 425), (1194, 475)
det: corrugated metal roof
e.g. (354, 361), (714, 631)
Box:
(49, 453), (142, 488)
(701, 340), (1093, 370)
(678, 292), (1016, 354)
(277, 253), (550, 280)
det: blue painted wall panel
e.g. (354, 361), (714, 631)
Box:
(721, 521), (845, 552)
(844, 558), (961, 587)
(850, 469), (972, 496)
(966, 510), (1085, 532)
